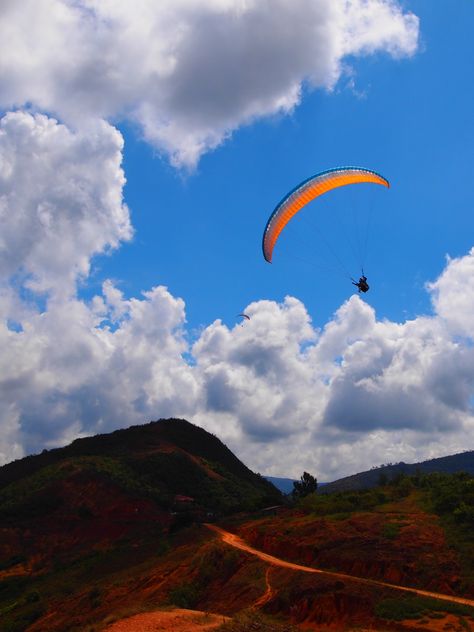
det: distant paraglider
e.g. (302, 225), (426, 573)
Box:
(237, 313), (250, 326)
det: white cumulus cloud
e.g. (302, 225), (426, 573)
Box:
(4, 242), (474, 483)
(1, 112), (473, 481)
(0, 0), (419, 167)
(427, 248), (474, 339)
(2, 258), (474, 479)
(0, 111), (131, 297)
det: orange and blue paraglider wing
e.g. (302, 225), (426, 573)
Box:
(262, 167), (389, 263)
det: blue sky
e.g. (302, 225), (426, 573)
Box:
(90, 0), (474, 334)
(1, 1), (474, 480)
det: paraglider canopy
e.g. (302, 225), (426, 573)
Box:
(262, 166), (389, 263)
(236, 313), (250, 327)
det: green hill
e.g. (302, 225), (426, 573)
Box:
(320, 449), (474, 494)
(0, 418), (282, 526)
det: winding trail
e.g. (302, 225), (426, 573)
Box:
(205, 524), (474, 609)
(253, 566), (275, 608)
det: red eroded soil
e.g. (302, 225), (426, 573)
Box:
(4, 481), (473, 632)
(2, 468), (171, 573)
(207, 523), (474, 631)
(104, 608), (230, 631)
(237, 503), (463, 596)
(25, 529), (263, 631)
(17, 518), (474, 632)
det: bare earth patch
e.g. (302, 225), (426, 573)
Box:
(104, 608), (230, 631)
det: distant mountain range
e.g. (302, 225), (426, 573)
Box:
(320, 449), (474, 494)
(267, 450), (474, 495)
(264, 476), (297, 494)
(264, 476), (328, 494)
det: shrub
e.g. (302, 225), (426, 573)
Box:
(195, 545), (240, 583)
(25, 591), (40, 604)
(382, 522), (402, 540)
(0, 555), (26, 571)
(168, 582), (202, 608)
(375, 598), (425, 621)
(216, 609), (298, 631)
(77, 504), (94, 519)
(375, 596), (474, 621)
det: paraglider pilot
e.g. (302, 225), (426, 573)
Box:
(352, 275), (369, 293)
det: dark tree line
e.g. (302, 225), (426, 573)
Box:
(292, 471), (317, 499)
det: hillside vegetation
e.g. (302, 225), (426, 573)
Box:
(0, 419), (283, 631)
(1, 421), (473, 631)
(0, 418), (281, 520)
(238, 471), (474, 598)
(321, 449), (474, 493)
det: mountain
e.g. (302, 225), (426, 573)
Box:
(320, 449), (474, 493)
(0, 418), (282, 578)
(264, 476), (297, 494)
(0, 418), (285, 629)
(265, 476), (328, 494)
(0, 418), (281, 511)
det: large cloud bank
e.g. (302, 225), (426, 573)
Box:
(0, 0), (419, 167)
(1, 112), (474, 479)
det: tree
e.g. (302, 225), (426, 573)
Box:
(292, 471), (317, 499)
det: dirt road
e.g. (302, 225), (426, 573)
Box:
(206, 523), (474, 609)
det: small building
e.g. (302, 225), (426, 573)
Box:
(173, 494), (195, 509)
